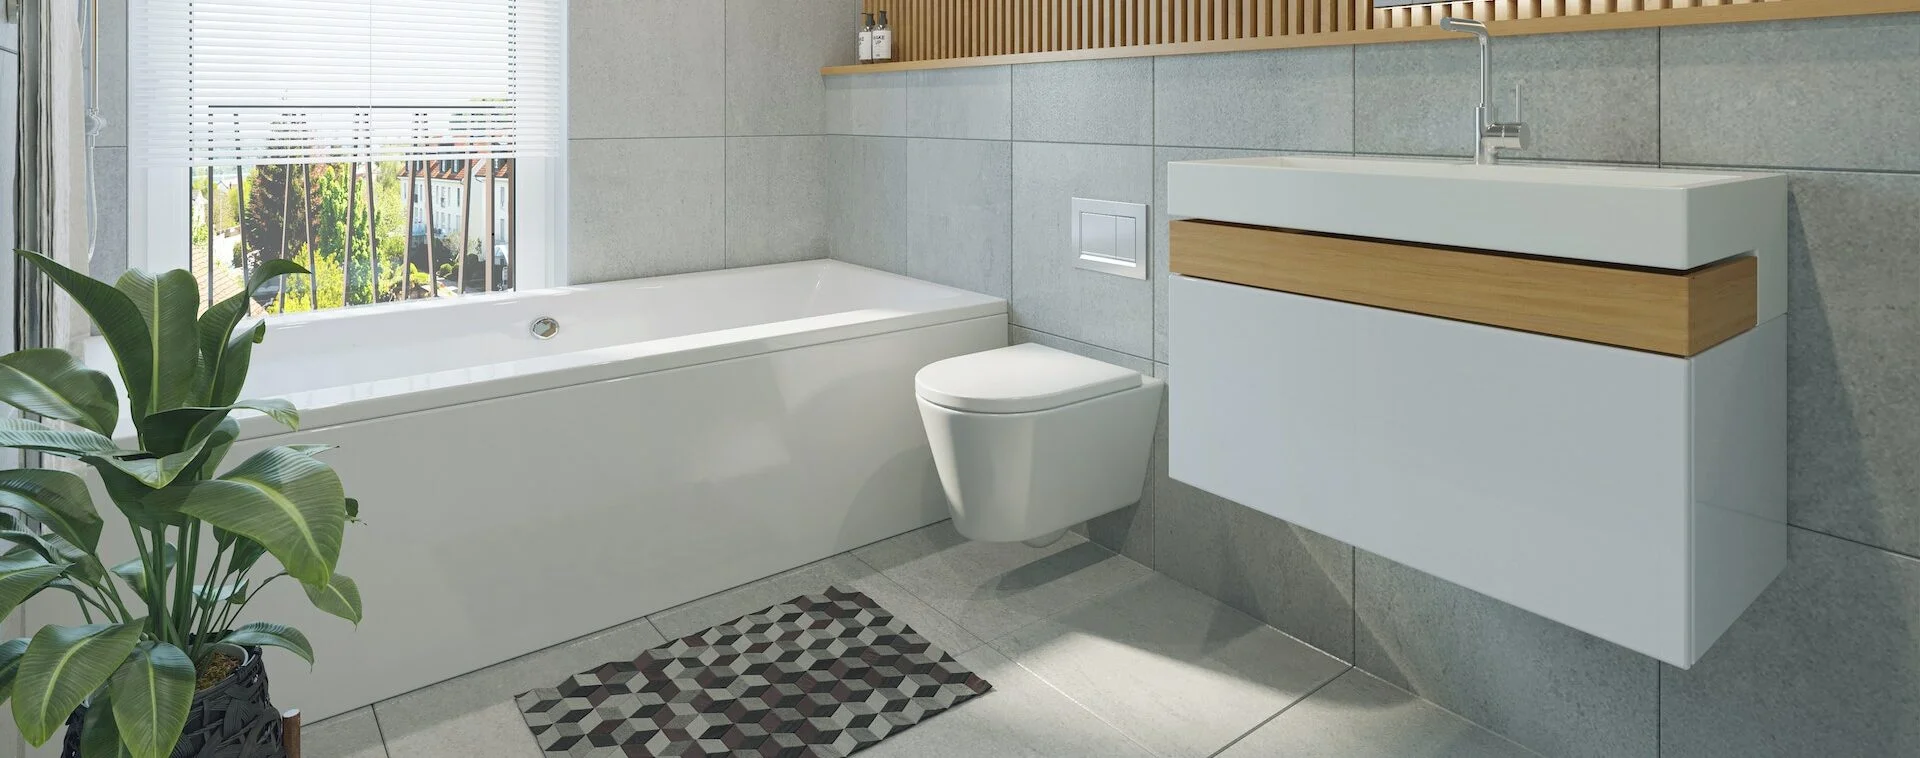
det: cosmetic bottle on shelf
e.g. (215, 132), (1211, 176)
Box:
(872, 11), (893, 62)
(858, 13), (875, 63)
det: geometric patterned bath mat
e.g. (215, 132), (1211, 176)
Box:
(515, 586), (992, 757)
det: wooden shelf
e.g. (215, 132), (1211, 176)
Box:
(824, 0), (1920, 75)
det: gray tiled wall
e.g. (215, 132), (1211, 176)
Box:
(825, 13), (1920, 757)
(565, 0), (859, 283)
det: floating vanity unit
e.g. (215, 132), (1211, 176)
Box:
(1166, 156), (1787, 667)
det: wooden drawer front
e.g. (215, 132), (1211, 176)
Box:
(1169, 220), (1757, 357)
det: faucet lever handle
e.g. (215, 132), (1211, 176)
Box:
(1509, 82), (1523, 123)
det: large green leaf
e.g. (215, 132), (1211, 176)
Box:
(137, 406), (234, 460)
(0, 469), (103, 550)
(0, 417), (118, 458)
(79, 691), (134, 758)
(189, 418), (242, 480)
(109, 545), (176, 597)
(230, 399), (298, 430)
(198, 259), (305, 408)
(116, 269), (202, 417)
(174, 447), (345, 585)
(84, 449), (208, 492)
(0, 553), (69, 619)
(194, 578), (247, 607)
(0, 523), (103, 585)
(0, 528), (68, 566)
(206, 323), (266, 414)
(40, 532), (106, 584)
(0, 637), (27, 702)
(301, 573), (362, 625)
(222, 622), (313, 665)
(109, 642), (194, 758)
(18, 251), (155, 420)
(11, 622), (143, 745)
(93, 466), (188, 531)
(0, 419), (200, 490)
(0, 349), (118, 435)
(143, 400), (294, 460)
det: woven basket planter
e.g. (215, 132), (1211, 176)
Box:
(60, 645), (286, 758)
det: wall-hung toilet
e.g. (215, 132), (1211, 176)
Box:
(915, 344), (1165, 546)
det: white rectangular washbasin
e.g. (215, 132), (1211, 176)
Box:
(1166, 156), (1788, 321)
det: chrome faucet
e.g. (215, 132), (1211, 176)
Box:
(1439, 17), (1528, 164)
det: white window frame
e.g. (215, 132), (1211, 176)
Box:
(123, 1), (570, 299)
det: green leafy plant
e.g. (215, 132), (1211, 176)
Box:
(0, 251), (362, 758)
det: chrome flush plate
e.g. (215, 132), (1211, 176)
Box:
(1071, 197), (1149, 280)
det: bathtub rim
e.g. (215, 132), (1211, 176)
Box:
(83, 261), (1006, 445)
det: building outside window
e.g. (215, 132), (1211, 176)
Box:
(126, 0), (565, 314)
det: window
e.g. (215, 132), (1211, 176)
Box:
(127, 0), (565, 314)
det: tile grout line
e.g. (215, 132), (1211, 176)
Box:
(1014, 323), (1154, 366)
(1350, 547), (1357, 664)
(1205, 664), (1355, 758)
(1789, 523), (1920, 563)
(1656, 27), (1663, 169)
(1151, 55), (1160, 363)
(368, 704), (394, 758)
(988, 632), (1168, 758)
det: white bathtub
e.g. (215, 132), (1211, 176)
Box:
(78, 260), (1006, 719)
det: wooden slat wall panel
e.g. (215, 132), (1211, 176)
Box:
(856, 0), (1795, 62)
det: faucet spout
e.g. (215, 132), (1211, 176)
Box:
(1439, 17), (1492, 129)
(1439, 17), (1527, 165)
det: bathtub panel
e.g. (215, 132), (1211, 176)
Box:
(173, 314), (1003, 719)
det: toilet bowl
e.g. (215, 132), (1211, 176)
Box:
(915, 343), (1165, 545)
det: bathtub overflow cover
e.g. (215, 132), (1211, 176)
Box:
(530, 317), (560, 340)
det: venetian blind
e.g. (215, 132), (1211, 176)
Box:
(128, 0), (562, 166)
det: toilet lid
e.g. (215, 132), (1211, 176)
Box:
(915, 343), (1144, 414)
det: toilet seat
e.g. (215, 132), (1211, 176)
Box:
(915, 343), (1144, 414)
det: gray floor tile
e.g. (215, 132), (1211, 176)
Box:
(1149, 364), (1355, 659)
(854, 522), (1154, 642)
(372, 617), (664, 748)
(376, 702), (541, 758)
(1661, 528), (1920, 757)
(992, 575), (1350, 758)
(856, 647), (1156, 758)
(1354, 551), (1658, 758)
(302, 707), (388, 758)
(1220, 670), (1541, 758)
(648, 553), (984, 657)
